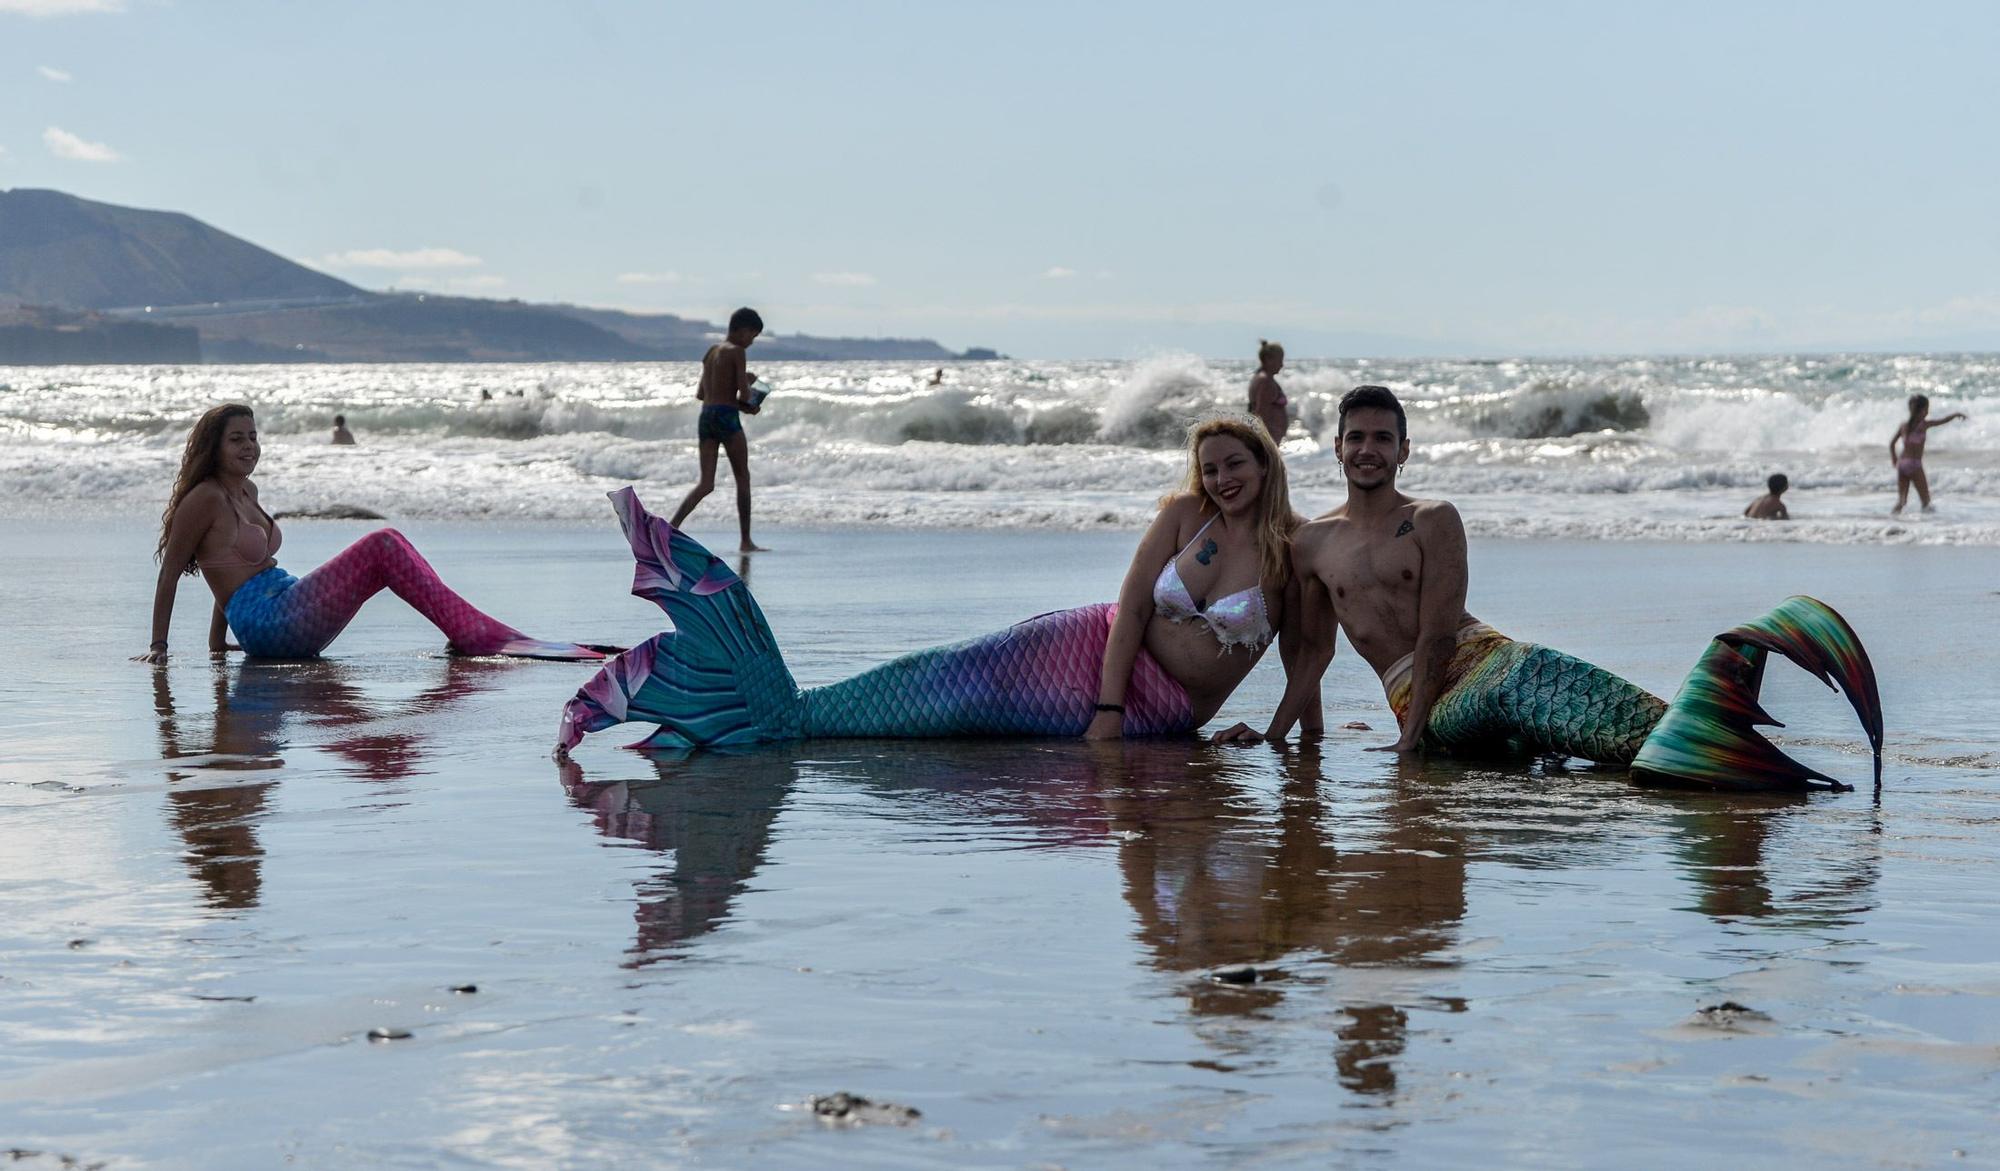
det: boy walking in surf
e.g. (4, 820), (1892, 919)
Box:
(672, 307), (768, 552)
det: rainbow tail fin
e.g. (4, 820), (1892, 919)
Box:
(556, 489), (803, 752)
(1630, 596), (1884, 791)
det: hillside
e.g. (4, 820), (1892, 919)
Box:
(0, 188), (364, 310)
(0, 189), (992, 362)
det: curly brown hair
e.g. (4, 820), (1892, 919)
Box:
(156, 403), (254, 576)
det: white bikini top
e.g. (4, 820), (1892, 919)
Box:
(1151, 517), (1273, 651)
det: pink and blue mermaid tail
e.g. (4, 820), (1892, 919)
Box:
(224, 528), (605, 661)
(556, 488), (1194, 751)
(1387, 600), (1883, 791)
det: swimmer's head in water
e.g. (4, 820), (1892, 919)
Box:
(1175, 414), (1297, 586)
(728, 306), (764, 342)
(334, 414), (346, 426)
(1257, 338), (1284, 372)
(1908, 393), (1929, 419)
(1768, 473), (1789, 495)
(158, 403), (256, 576)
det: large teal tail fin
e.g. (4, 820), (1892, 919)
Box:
(556, 489), (803, 751)
(1630, 596), (1884, 792)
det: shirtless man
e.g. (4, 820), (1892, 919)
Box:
(671, 307), (768, 552)
(1212, 384), (1471, 751)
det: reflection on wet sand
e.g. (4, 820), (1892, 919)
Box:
(1090, 740), (1467, 1097)
(1665, 793), (1881, 928)
(560, 749), (796, 967)
(555, 733), (1885, 1102)
(152, 658), (510, 911)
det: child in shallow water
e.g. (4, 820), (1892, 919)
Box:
(1891, 394), (1969, 514)
(1744, 473), (1790, 520)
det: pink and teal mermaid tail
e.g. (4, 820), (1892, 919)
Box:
(224, 528), (606, 661)
(556, 489), (1194, 751)
(1395, 598), (1883, 791)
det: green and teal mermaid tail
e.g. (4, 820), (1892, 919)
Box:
(1629, 596), (1884, 792)
(1404, 598), (1882, 791)
(557, 489), (1194, 751)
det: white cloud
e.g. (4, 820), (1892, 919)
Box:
(323, 247), (483, 269)
(617, 271), (684, 285)
(43, 126), (118, 162)
(37, 65), (72, 82)
(1042, 266), (1077, 280)
(0, 0), (123, 14)
(811, 271), (877, 287)
(388, 273), (508, 293)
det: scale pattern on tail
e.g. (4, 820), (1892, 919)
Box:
(1395, 633), (1668, 762)
(558, 489), (1194, 751)
(1392, 598), (1882, 791)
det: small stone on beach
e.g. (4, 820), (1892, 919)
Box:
(806, 1091), (922, 1126)
(1210, 964), (1260, 985)
(367, 1027), (413, 1042)
(1689, 1001), (1773, 1030)
(1342, 721), (1372, 731)
(448, 984), (477, 994)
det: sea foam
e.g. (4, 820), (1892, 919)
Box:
(3, 355), (1994, 544)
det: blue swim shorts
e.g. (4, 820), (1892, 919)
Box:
(698, 404), (743, 443)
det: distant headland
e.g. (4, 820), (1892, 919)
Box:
(0, 189), (1001, 365)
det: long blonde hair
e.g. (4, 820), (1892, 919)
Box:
(1171, 413), (1298, 587)
(156, 403), (253, 576)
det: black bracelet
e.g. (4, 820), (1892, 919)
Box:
(1094, 703), (1124, 714)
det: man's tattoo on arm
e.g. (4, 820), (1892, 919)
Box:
(1395, 519), (1415, 538)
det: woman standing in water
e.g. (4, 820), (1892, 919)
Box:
(1247, 339), (1290, 444)
(557, 414), (1322, 752)
(1890, 393), (1969, 514)
(137, 403), (605, 663)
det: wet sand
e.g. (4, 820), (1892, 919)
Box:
(1, 518), (1996, 1168)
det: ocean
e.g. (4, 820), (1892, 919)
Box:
(4, 353), (1996, 541)
(3, 355), (1998, 1166)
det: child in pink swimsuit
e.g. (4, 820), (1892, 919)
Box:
(1891, 393), (1969, 514)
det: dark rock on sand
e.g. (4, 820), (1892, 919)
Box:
(448, 984), (478, 994)
(1342, 721), (1372, 731)
(1688, 1001), (1774, 1030)
(1209, 964), (1261, 985)
(366, 1027), (413, 1042)
(807, 1092), (922, 1126)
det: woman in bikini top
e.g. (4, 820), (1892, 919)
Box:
(1086, 414), (1320, 739)
(1247, 338), (1290, 444)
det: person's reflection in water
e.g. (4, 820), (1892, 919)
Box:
(1665, 792), (1881, 928)
(1091, 739), (1468, 1098)
(559, 746), (796, 967)
(153, 657), (509, 910)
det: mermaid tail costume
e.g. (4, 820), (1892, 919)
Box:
(556, 489), (1193, 751)
(226, 528), (602, 661)
(1385, 603), (1884, 791)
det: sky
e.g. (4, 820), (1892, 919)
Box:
(2, 0), (1998, 358)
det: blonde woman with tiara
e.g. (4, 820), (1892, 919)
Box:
(556, 414), (1323, 752)
(1248, 339), (1290, 443)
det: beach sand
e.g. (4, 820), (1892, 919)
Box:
(2, 517), (1997, 1168)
